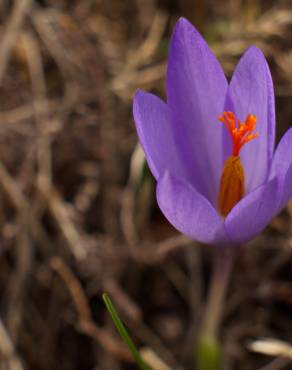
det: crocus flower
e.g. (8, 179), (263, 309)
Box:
(133, 18), (292, 246)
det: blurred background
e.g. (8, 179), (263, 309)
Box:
(0, 0), (291, 369)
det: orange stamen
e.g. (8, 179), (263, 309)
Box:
(218, 111), (259, 156)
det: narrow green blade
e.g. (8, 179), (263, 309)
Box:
(102, 293), (152, 370)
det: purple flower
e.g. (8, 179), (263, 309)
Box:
(133, 18), (292, 246)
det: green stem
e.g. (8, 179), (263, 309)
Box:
(201, 248), (234, 340)
(196, 248), (234, 370)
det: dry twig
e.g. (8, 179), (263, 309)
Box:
(0, 0), (33, 86)
(0, 318), (25, 370)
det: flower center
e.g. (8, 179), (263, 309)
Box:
(217, 111), (259, 217)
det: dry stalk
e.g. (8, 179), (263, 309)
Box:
(140, 347), (173, 370)
(0, 161), (52, 252)
(126, 11), (168, 68)
(21, 31), (52, 189)
(50, 257), (132, 361)
(0, 318), (25, 370)
(40, 185), (87, 260)
(6, 214), (33, 343)
(0, 0), (33, 86)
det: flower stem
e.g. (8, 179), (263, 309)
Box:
(196, 247), (234, 370)
(202, 248), (233, 339)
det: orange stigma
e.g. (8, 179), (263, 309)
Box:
(217, 111), (259, 217)
(218, 111), (259, 156)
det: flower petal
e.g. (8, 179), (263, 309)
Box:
(166, 17), (228, 205)
(225, 177), (279, 244)
(281, 164), (292, 208)
(133, 90), (190, 181)
(156, 171), (229, 245)
(270, 127), (292, 208)
(225, 46), (275, 193)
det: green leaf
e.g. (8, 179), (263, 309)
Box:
(102, 293), (152, 370)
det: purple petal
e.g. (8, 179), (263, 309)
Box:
(133, 90), (190, 182)
(225, 46), (275, 193)
(156, 171), (229, 245)
(270, 127), (292, 208)
(281, 164), (292, 208)
(166, 17), (228, 205)
(225, 177), (279, 244)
